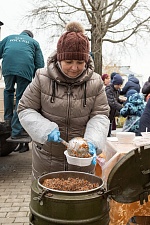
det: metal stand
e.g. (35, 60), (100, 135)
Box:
(6, 136), (32, 143)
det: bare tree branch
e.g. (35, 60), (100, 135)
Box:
(25, 0), (150, 74)
(109, 0), (139, 28)
(103, 15), (150, 43)
(80, 0), (92, 24)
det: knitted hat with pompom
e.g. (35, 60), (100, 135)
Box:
(57, 22), (90, 63)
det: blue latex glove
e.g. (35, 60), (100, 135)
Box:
(88, 142), (97, 165)
(47, 128), (60, 142)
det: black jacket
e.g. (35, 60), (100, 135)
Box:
(139, 98), (150, 133)
(142, 77), (150, 95)
(105, 84), (123, 122)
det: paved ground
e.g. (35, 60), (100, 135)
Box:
(0, 144), (32, 225)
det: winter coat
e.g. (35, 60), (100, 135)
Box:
(142, 77), (150, 100)
(139, 98), (150, 133)
(120, 93), (145, 134)
(105, 83), (123, 123)
(0, 32), (44, 81)
(121, 74), (141, 96)
(18, 52), (110, 180)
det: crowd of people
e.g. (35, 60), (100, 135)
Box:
(101, 72), (150, 224)
(102, 71), (150, 137)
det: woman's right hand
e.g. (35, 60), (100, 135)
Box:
(47, 128), (60, 142)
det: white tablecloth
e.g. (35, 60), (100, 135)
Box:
(102, 136), (150, 184)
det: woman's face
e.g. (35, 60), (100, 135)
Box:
(60, 60), (86, 78)
(104, 76), (110, 86)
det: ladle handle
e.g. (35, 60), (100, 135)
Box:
(59, 138), (69, 148)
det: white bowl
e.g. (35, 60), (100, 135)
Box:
(64, 150), (93, 167)
(119, 96), (127, 102)
(141, 132), (150, 139)
(116, 132), (135, 144)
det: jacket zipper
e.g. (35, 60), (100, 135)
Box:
(65, 85), (72, 171)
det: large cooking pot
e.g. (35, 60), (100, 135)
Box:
(30, 171), (109, 225)
(29, 147), (150, 225)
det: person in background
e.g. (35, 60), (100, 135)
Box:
(17, 21), (110, 180)
(110, 72), (117, 82)
(102, 73), (110, 86)
(110, 72), (118, 131)
(120, 91), (145, 135)
(0, 30), (44, 152)
(126, 89), (137, 98)
(89, 52), (94, 60)
(139, 98), (150, 134)
(124, 89), (138, 104)
(142, 76), (150, 102)
(105, 73), (123, 137)
(120, 74), (141, 97)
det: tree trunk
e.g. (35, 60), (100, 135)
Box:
(91, 36), (102, 75)
(91, 0), (103, 75)
(95, 49), (102, 76)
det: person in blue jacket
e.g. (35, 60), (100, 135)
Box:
(0, 30), (44, 152)
(120, 74), (141, 97)
(120, 92), (145, 135)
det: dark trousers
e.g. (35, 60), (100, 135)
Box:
(108, 118), (116, 137)
(4, 75), (30, 137)
(112, 118), (116, 130)
(108, 123), (112, 137)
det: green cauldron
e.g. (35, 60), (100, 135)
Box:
(29, 171), (109, 225)
(30, 147), (150, 224)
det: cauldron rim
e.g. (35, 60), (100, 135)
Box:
(38, 171), (104, 194)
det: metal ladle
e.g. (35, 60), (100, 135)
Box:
(59, 137), (89, 157)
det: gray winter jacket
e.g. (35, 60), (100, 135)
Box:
(18, 52), (110, 180)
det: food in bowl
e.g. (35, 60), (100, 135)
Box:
(69, 149), (91, 158)
(141, 132), (150, 139)
(67, 137), (89, 157)
(116, 132), (135, 143)
(64, 150), (93, 166)
(42, 177), (99, 191)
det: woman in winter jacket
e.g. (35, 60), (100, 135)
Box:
(17, 22), (110, 180)
(120, 92), (145, 135)
(121, 74), (141, 97)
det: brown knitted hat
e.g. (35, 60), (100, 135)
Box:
(57, 22), (90, 63)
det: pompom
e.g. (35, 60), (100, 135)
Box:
(66, 22), (85, 33)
